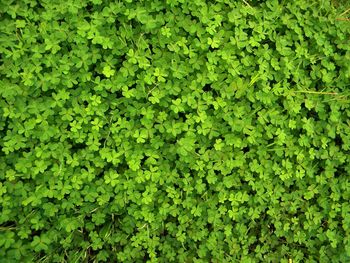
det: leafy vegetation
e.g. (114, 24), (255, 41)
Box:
(1, 0), (350, 262)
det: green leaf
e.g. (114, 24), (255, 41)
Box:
(102, 65), (115, 78)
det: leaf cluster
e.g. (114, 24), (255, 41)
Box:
(1, 0), (350, 262)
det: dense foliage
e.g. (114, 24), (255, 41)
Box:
(1, 0), (350, 262)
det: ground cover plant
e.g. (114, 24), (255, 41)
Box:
(1, 0), (350, 262)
